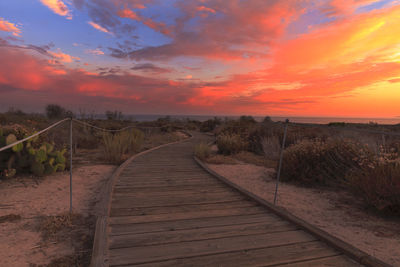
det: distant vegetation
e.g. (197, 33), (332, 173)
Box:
(46, 104), (74, 119)
(196, 115), (400, 216)
(1, 107), (400, 215)
(0, 105), (192, 178)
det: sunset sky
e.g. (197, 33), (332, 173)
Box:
(1, 0), (400, 117)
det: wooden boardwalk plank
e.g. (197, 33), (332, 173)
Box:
(110, 214), (281, 235)
(133, 241), (343, 267)
(110, 200), (257, 216)
(109, 206), (268, 224)
(109, 230), (316, 265)
(109, 221), (297, 249)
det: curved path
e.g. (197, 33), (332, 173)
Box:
(105, 132), (360, 266)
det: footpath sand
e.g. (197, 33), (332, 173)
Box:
(208, 163), (400, 266)
(0, 165), (115, 266)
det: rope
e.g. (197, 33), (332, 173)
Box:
(72, 119), (137, 132)
(0, 118), (70, 152)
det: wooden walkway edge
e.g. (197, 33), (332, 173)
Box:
(193, 157), (391, 267)
(90, 134), (193, 267)
(91, 132), (391, 267)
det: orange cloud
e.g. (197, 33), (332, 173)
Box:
(88, 21), (113, 35)
(40, 0), (72, 19)
(0, 18), (21, 37)
(48, 49), (80, 63)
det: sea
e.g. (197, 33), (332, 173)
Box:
(118, 114), (400, 125)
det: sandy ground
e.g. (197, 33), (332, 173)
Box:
(0, 165), (115, 266)
(208, 163), (400, 266)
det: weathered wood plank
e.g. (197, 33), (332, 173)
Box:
(114, 180), (222, 187)
(111, 194), (246, 208)
(109, 206), (267, 224)
(109, 200), (257, 216)
(112, 186), (232, 196)
(281, 255), (362, 266)
(111, 190), (240, 201)
(110, 213), (281, 234)
(108, 230), (316, 265)
(133, 241), (343, 267)
(109, 220), (296, 249)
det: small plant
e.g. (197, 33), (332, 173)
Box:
(194, 143), (211, 160)
(348, 153), (400, 215)
(103, 129), (144, 164)
(216, 134), (247, 155)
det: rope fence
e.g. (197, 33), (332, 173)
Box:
(0, 118), (156, 213)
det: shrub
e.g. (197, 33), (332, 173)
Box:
(262, 136), (281, 160)
(194, 143), (211, 160)
(45, 104), (73, 119)
(200, 118), (221, 132)
(348, 155), (400, 215)
(280, 138), (373, 186)
(103, 129), (144, 164)
(216, 134), (247, 155)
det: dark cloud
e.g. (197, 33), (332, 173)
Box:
(131, 63), (172, 73)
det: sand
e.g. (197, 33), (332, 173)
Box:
(0, 165), (115, 266)
(208, 163), (400, 266)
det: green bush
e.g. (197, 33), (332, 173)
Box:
(194, 143), (211, 160)
(216, 134), (247, 155)
(103, 129), (144, 164)
(281, 138), (372, 186)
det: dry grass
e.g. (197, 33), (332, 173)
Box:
(194, 143), (211, 160)
(348, 159), (400, 215)
(38, 212), (82, 241)
(216, 133), (247, 155)
(35, 212), (95, 267)
(103, 129), (144, 164)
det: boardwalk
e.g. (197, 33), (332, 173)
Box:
(105, 133), (361, 266)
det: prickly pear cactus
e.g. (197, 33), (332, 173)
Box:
(1, 128), (68, 179)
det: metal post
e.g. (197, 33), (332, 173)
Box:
(274, 119), (289, 205)
(69, 118), (73, 213)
